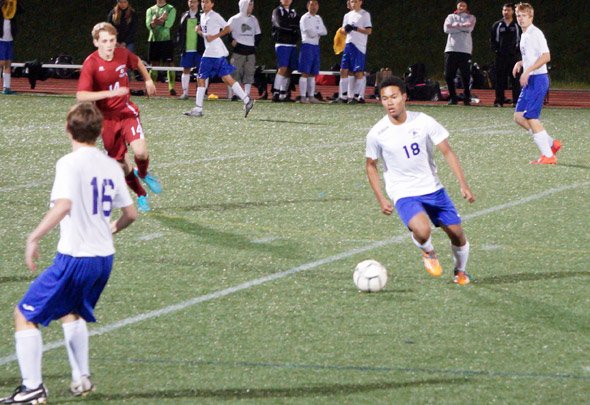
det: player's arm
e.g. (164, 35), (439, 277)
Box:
(76, 87), (129, 102)
(519, 52), (550, 87)
(25, 199), (72, 272)
(135, 59), (156, 97)
(206, 25), (231, 42)
(163, 7), (176, 28)
(111, 204), (138, 234)
(436, 140), (475, 203)
(365, 158), (393, 215)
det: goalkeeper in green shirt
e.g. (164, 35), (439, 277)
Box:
(146, 0), (177, 95)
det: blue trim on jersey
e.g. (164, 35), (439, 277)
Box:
(0, 41), (14, 61)
(198, 56), (235, 79)
(298, 43), (321, 75)
(18, 253), (114, 327)
(180, 51), (202, 69)
(340, 42), (366, 73)
(275, 45), (299, 71)
(395, 188), (462, 229)
(515, 73), (549, 119)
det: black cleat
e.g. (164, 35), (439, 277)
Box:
(0, 384), (48, 404)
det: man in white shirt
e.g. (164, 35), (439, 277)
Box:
(365, 76), (475, 285)
(0, 102), (137, 404)
(512, 2), (561, 165)
(298, 0), (327, 104)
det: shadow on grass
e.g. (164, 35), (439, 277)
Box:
(555, 163), (590, 170)
(167, 196), (353, 212)
(253, 118), (329, 126)
(0, 275), (32, 284)
(476, 270), (590, 285)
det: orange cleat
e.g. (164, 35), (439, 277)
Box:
(551, 139), (562, 155)
(422, 251), (443, 277)
(530, 155), (557, 165)
(453, 270), (471, 285)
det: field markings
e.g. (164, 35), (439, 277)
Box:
(1, 180), (589, 370)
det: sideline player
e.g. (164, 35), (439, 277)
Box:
(298, 0), (327, 104)
(512, 2), (561, 165)
(0, 102), (137, 404)
(177, 0), (205, 100)
(271, 0), (299, 102)
(365, 76), (475, 285)
(77, 22), (162, 213)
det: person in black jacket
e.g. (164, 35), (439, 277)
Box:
(271, 0), (299, 102)
(0, 0), (24, 94)
(490, 3), (521, 107)
(107, 0), (138, 54)
(176, 0), (205, 100)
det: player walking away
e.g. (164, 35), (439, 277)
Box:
(0, 0), (24, 94)
(365, 76), (475, 285)
(0, 102), (137, 404)
(332, 0), (372, 104)
(298, 0), (327, 104)
(177, 0), (205, 100)
(512, 3), (561, 165)
(490, 3), (521, 107)
(146, 0), (177, 95)
(183, 0), (254, 118)
(77, 22), (162, 213)
(271, 0), (299, 102)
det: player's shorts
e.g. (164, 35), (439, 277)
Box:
(198, 56), (235, 80)
(340, 42), (366, 73)
(274, 44), (298, 71)
(395, 188), (462, 229)
(0, 40), (14, 61)
(230, 53), (256, 84)
(18, 253), (114, 327)
(180, 51), (202, 69)
(148, 40), (174, 63)
(298, 43), (321, 75)
(102, 111), (145, 161)
(515, 73), (549, 119)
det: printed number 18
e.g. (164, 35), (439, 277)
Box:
(403, 142), (421, 159)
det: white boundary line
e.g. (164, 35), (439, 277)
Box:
(1, 181), (588, 366)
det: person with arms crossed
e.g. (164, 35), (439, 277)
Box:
(0, 0), (23, 94)
(365, 76), (475, 285)
(298, 0), (327, 104)
(146, 0), (177, 95)
(512, 2), (561, 165)
(77, 22), (162, 213)
(271, 0), (299, 102)
(183, 0), (254, 118)
(177, 0), (205, 100)
(0, 102), (137, 404)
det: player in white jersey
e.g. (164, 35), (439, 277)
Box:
(298, 0), (327, 103)
(512, 2), (561, 165)
(184, 0), (254, 118)
(0, 102), (137, 404)
(365, 76), (475, 285)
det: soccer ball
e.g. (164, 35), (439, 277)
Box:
(353, 260), (388, 292)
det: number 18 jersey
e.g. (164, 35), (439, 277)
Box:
(365, 111), (449, 204)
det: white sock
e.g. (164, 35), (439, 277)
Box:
(244, 83), (251, 97)
(347, 76), (356, 100)
(411, 234), (434, 253)
(231, 82), (248, 102)
(274, 74), (285, 94)
(15, 329), (43, 390)
(339, 77), (348, 99)
(357, 76), (366, 99)
(533, 130), (553, 157)
(195, 86), (206, 111)
(308, 77), (316, 98)
(181, 73), (190, 96)
(3, 72), (11, 89)
(452, 242), (470, 272)
(205, 78), (209, 90)
(62, 319), (90, 382)
(227, 85), (234, 99)
(299, 77), (308, 99)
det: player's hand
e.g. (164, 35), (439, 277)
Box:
(145, 80), (156, 97)
(112, 86), (129, 97)
(379, 198), (394, 215)
(25, 240), (39, 272)
(461, 186), (475, 203)
(512, 61), (522, 78)
(344, 24), (354, 33)
(519, 71), (530, 87)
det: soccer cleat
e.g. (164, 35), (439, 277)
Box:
(529, 155), (557, 165)
(308, 97), (324, 104)
(347, 98), (358, 105)
(0, 384), (47, 404)
(453, 269), (471, 285)
(244, 98), (255, 118)
(356, 98), (366, 104)
(137, 195), (150, 213)
(551, 139), (562, 155)
(183, 107), (203, 117)
(70, 376), (95, 397)
(177, 93), (189, 100)
(2, 88), (16, 95)
(422, 251), (443, 277)
(134, 169), (162, 194)
(298, 97), (310, 104)
(169, 88), (177, 96)
(330, 98), (347, 104)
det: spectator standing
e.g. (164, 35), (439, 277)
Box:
(443, 1), (476, 105)
(491, 2), (521, 107)
(146, 0), (177, 95)
(0, 0), (24, 94)
(177, 0), (205, 100)
(271, 0), (299, 102)
(107, 0), (138, 54)
(298, 0), (327, 104)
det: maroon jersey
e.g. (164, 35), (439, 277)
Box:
(78, 48), (140, 117)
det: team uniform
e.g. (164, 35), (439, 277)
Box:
(177, 8), (205, 99)
(271, 4), (299, 101)
(146, 2), (176, 63)
(298, 10), (327, 102)
(228, 1), (261, 97)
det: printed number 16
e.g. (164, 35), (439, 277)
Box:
(91, 177), (114, 216)
(403, 142), (421, 159)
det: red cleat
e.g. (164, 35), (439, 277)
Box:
(530, 155), (557, 165)
(551, 139), (562, 155)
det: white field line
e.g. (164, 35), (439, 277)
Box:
(1, 180), (588, 367)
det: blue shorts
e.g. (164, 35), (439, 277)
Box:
(198, 56), (235, 79)
(0, 41), (14, 61)
(180, 51), (202, 69)
(275, 45), (298, 71)
(515, 73), (549, 119)
(394, 188), (462, 229)
(340, 43), (366, 73)
(18, 253), (114, 327)
(298, 43), (320, 75)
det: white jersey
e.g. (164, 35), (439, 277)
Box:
(342, 9), (371, 54)
(520, 24), (549, 75)
(300, 12), (327, 46)
(51, 147), (133, 257)
(1, 19), (12, 41)
(365, 111), (449, 203)
(228, 14), (261, 47)
(201, 10), (229, 58)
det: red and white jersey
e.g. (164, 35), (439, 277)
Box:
(78, 48), (140, 117)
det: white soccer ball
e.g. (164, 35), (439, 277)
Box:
(353, 259), (388, 292)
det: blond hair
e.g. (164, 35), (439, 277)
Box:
(515, 2), (534, 17)
(91, 22), (118, 40)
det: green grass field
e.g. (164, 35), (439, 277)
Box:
(1, 94), (589, 404)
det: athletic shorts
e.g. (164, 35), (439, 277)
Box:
(180, 51), (202, 69)
(198, 56), (235, 80)
(298, 43), (320, 75)
(340, 42), (366, 73)
(18, 253), (114, 327)
(0, 41), (14, 61)
(148, 40), (174, 63)
(515, 73), (549, 119)
(274, 45), (298, 71)
(394, 188), (462, 229)
(230, 53), (256, 84)
(102, 114), (145, 161)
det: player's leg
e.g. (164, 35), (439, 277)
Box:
(61, 314), (95, 396)
(441, 224), (471, 285)
(180, 54), (192, 99)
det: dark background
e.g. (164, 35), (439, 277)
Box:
(12, 0), (590, 83)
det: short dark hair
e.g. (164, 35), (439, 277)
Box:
(378, 76), (407, 95)
(503, 3), (515, 10)
(66, 102), (103, 144)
